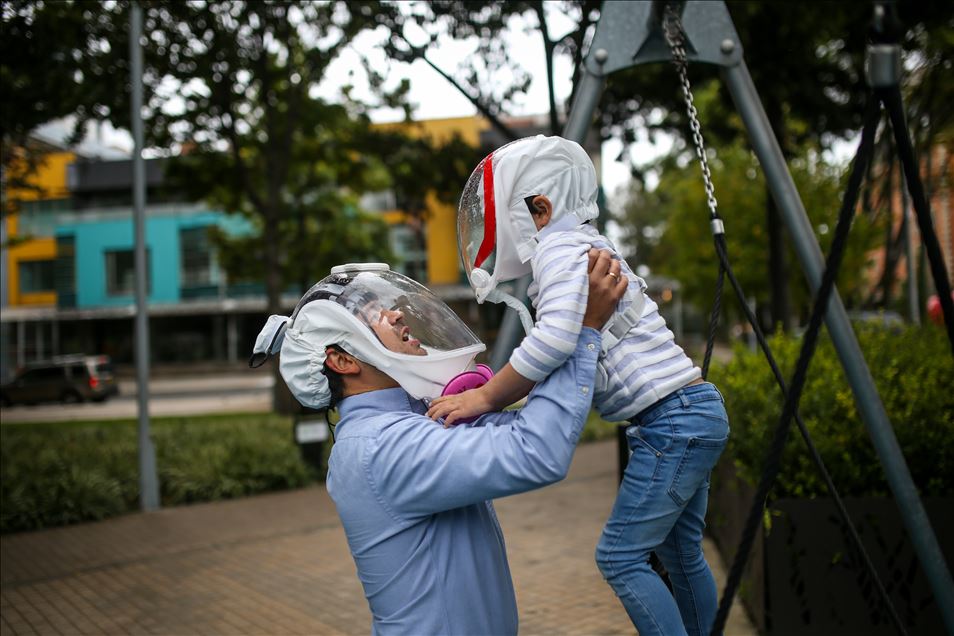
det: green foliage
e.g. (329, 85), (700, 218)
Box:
(0, 413), (314, 534)
(0, 0), (123, 145)
(0, 406), (622, 533)
(2, 1), (481, 307)
(0, 0), (124, 218)
(602, 2), (952, 155)
(708, 324), (954, 499)
(618, 121), (882, 318)
(579, 409), (622, 444)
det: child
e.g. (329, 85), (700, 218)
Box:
(427, 135), (730, 636)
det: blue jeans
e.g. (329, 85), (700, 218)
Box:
(596, 382), (730, 636)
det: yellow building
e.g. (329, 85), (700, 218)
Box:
(372, 114), (602, 289)
(3, 143), (75, 307)
(370, 115), (490, 287)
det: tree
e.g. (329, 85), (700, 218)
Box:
(602, 1), (952, 327)
(3, 0), (482, 411)
(378, 1), (601, 142)
(618, 133), (882, 327)
(134, 1), (491, 410)
(862, 6), (954, 308)
(0, 0), (125, 220)
(378, 2), (951, 329)
(130, 1), (483, 303)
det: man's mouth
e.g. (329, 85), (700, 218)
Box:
(401, 327), (411, 342)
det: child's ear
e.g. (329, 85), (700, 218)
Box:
(531, 195), (553, 227)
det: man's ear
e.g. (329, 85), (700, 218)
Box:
(531, 195), (553, 227)
(325, 347), (361, 375)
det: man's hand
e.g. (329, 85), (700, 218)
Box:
(583, 248), (628, 330)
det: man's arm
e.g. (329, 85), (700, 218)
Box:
(370, 253), (628, 518)
(370, 329), (600, 519)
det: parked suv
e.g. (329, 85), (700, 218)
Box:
(0, 355), (119, 406)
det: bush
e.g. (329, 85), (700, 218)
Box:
(580, 409), (623, 443)
(0, 413), (316, 534)
(708, 323), (954, 499)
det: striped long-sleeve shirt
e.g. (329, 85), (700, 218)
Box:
(510, 224), (701, 421)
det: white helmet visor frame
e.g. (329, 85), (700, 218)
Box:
(276, 264), (486, 407)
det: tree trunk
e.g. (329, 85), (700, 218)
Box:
(533, 2), (560, 136)
(879, 159), (898, 308)
(765, 98), (791, 332)
(262, 197), (296, 414)
(766, 193), (791, 332)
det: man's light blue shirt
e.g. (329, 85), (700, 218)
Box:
(326, 328), (601, 635)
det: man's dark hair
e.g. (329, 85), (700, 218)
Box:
(323, 344), (347, 409)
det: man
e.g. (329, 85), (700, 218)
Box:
(250, 251), (626, 634)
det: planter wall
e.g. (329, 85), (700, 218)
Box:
(709, 458), (766, 633)
(710, 460), (953, 635)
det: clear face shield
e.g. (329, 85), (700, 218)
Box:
(291, 264), (483, 358)
(275, 264), (486, 405)
(457, 144), (538, 334)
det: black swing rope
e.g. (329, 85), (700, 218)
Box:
(707, 96), (910, 636)
(705, 24), (954, 636)
(699, 258), (724, 379)
(879, 85), (954, 354)
(659, 6), (912, 634)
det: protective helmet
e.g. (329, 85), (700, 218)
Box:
(250, 263), (485, 409)
(457, 135), (599, 305)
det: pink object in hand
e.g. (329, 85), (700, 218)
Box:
(439, 364), (495, 426)
(441, 364), (494, 396)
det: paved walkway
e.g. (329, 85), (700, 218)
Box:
(0, 440), (756, 635)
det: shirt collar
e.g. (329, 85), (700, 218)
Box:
(338, 387), (428, 424)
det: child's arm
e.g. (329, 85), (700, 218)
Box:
(427, 249), (625, 427)
(426, 363), (535, 427)
(507, 236), (593, 384)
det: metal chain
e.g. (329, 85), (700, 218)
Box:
(663, 4), (719, 221)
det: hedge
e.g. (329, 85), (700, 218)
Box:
(1, 407), (621, 534)
(707, 323), (954, 499)
(1, 413), (313, 534)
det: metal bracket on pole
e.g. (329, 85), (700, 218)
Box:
(586, 0), (743, 76)
(866, 44), (901, 89)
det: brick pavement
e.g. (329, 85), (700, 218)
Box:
(1, 440), (756, 635)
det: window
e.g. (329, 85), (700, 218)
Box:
(19, 259), (55, 293)
(359, 190), (397, 213)
(18, 199), (70, 237)
(105, 249), (150, 296)
(180, 226), (215, 287)
(389, 224), (427, 282)
(20, 367), (65, 384)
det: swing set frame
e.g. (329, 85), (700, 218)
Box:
(487, 1), (953, 632)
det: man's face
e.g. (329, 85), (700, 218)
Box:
(363, 303), (428, 356)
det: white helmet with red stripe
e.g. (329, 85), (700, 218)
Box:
(457, 135), (599, 324)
